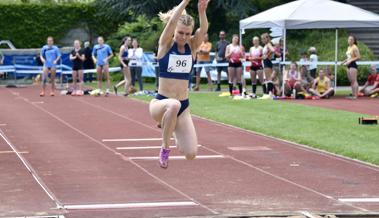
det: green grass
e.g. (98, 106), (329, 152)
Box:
(130, 88), (379, 166)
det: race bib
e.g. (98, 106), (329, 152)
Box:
(167, 54), (192, 73)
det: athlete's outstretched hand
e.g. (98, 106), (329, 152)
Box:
(198, 0), (210, 13)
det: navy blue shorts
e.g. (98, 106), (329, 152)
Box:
(156, 94), (189, 117)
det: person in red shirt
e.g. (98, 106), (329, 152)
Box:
(359, 65), (379, 97)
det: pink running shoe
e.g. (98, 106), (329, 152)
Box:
(159, 147), (171, 169)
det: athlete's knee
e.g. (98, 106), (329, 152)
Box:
(167, 100), (181, 114)
(180, 144), (198, 160)
(185, 153), (196, 160)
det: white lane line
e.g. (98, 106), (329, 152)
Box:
(228, 146), (272, 151)
(11, 216), (65, 218)
(193, 115), (379, 173)
(117, 145), (202, 150)
(339, 198), (379, 203)
(24, 95), (217, 215)
(0, 150), (29, 154)
(63, 201), (198, 210)
(0, 124), (7, 126)
(130, 155), (225, 160)
(103, 138), (174, 142)
(74, 96), (368, 213)
(0, 130), (63, 208)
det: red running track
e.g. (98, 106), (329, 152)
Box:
(0, 86), (378, 218)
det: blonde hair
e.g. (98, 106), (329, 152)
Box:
(159, 7), (194, 28)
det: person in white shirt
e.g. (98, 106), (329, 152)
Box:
(309, 47), (318, 79)
(128, 38), (144, 91)
(0, 50), (4, 79)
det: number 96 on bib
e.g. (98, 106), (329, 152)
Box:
(167, 54), (192, 73)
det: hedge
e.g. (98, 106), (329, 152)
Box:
(0, 3), (122, 48)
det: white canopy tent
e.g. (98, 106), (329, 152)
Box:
(239, 0), (379, 92)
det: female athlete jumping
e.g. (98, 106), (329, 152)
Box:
(149, 0), (209, 168)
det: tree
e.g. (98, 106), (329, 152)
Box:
(93, 0), (257, 20)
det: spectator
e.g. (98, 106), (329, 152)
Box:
(342, 35), (360, 99)
(359, 65), (379, 97)
(284, 61), (302, 97)
(299, 51), (308, 63)
(128, 38), (144, 91)
(189, 58), (197, 90)
(299, 65), (313, 91)
(324, 65), (335, 88)
(194, 33), (212, 91)
(92, 36), (113, 96)
(215, 30), (229, 91)
(309, 69), (335, 99)
(32, 53), (44, 84)
(35, 53), (43, 66)
(273, 40), (282, 84)
(0, 50), (3, 65)
(153, 43), (160, 92)
(83, 41), (95, 82)
(114, 36), (132, 96)
(261, 33), (275, 97)
(69, 39), (85, 96)
(40, 36), (61, 97)
(274, 38), (288, 86)
(309, 47), (318, 79)
(225, 34), (245, 96)
(0, 50), (5, 79)
(248, 36), (264, 98)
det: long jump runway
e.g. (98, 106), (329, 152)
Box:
(0, 86), (379, 218)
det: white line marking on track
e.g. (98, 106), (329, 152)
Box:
(76, 96), (370, 212)
(339, 198), (379, 203)
(72, 96), (370, 213)
(129, 155), (225, 160)
(192, 115), (379, 173)
(63, 201), (198, 210)
(0, 130), (63, 209)
(103, 138), (174, 142)
(10, 216), (65, 218)
(22, 95), (218, 215)
(227, 146), (272, 151)
(0, 150), (29, 154)
(117, 145), (202, 150)
(201, 144), (369, 212)
(0, 124), (7, 126)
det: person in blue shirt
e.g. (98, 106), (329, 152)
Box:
(40, 36), (61, 97)
(92, 36), (113, 96)
(149, 0), (209, 168)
